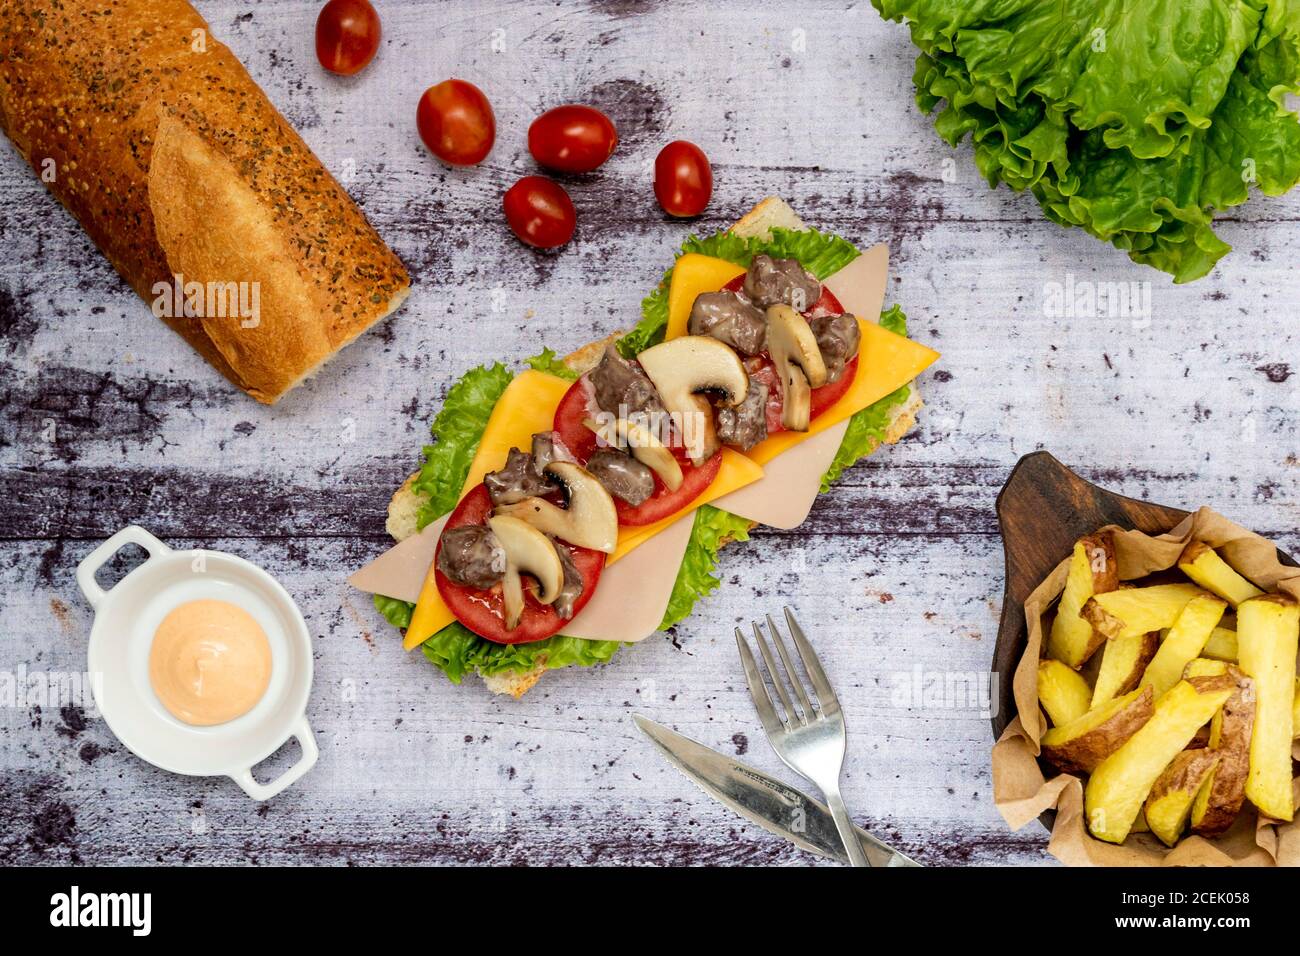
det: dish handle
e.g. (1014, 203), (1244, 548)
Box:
(229, 716), (319, 801)
(76, 525), (172, 609)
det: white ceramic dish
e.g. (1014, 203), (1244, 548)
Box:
(76, 525), (318, 800)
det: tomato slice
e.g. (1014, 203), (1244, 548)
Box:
(434, 483), (606, 645)
(552, 375), (723, 526)
(720, 274), (854, 434)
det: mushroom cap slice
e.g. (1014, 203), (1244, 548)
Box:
(486, 515), (565, 630)
(765, 304), (827, 432)
(636, 335), (749, 466)
(494, 461), (619, 554)
(584, 415), (684, 492)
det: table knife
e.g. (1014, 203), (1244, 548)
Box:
(633, 714), (920, 867)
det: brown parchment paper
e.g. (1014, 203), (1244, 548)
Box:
(992, 506), (1300, 866)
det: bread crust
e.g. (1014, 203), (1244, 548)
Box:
(0, 0), (409, 402)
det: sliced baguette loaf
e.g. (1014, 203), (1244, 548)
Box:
(0, 0), (410, 402)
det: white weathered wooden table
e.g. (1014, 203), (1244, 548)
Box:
(2, 0), (1298, 866)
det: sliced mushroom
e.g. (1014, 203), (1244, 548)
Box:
(584, 416), (683, 492)
(486, 515), (564, 630)
(635, 335), (749, 465)
(766, 304), (827, 432)
(494, 461), (619, 554)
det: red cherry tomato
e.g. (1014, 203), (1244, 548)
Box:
(528, 105), (619, 174)
(315, 0), (381, 76)
(551, 376), (724, 526)
(654, 140), (713, 217)
(503, 176), (576, 249)
(434, 484), (606, 644)
(721, 276), (856, 434)
(416, 79), (495, 166)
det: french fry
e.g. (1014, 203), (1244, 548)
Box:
(1178, 541), (1265, 607)
(1293, 678), (1300, 739)
(1082, 583), (1204, 641)
(1189, 666), (1256, 837)
(1041, 686), (1152, 776)
(1201, 626), (1238, 662)
(1091, 630), (1158, 708)
(1236, 593), (1299, 821)
(1144, 749), (1220, 847)
(1047, 533), (1118, 668)
(1084, 676), (1234, 843)
(1140, 593), (1228, 698)
(1037, 660), (1092, 726)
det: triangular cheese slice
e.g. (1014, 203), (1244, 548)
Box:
(712, 419), (848, 529)
(562, 512), (695, 643)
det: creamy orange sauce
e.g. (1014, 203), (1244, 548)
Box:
(149, 599), (272, 726)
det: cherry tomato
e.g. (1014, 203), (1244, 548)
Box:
(315, 0), (381, 76)
(416, 79), (495, 166)
(654, 140), (713, 217)
(721, 276), (856, 434)
(435, 484), (606, 644)
(503, 176), (576, 249)
(551, 377), (724, 525)
(528, 105), (619, 173)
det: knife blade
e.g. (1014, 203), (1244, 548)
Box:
(633, 714), (920, 867)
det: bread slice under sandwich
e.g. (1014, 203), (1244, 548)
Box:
(387, 197), (923, 696)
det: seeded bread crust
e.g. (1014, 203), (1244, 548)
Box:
(388, 197), (923, 696)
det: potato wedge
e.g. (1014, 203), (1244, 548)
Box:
(1178, 541), (1264, 607)
(1084, 676), (1235, 843)
(1082, 584), (1204, 641)
(1140, 593), (1228, 698)
(1293, 678), (1300, 739)
(1237, 594), (1299, 821)
(1144, 748), (1221, 847)
(1201, 626), (1238, 662)
(1183, 658), (1228, 680)
(1091, 630), (1159, 708)
(1190, 666), (1256, 837)
(1041, 686), (1152, 775)
(1047, 533), (1119, 668)
(1037, 659), (1092, 726)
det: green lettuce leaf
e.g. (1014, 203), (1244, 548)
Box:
(523, 347), (578, 381)
(410, 362), (513, 530)
(421, 623), (620, 684)
(875, 0), (1300, 282)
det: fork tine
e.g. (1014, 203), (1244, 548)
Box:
(766, 613), (814, 716)
(783, 607), (837, 710)
(735, 627), (787, 739)
(752, 621), (802, 724)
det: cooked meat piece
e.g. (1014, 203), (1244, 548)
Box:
(715, 378), (769, 450)
(437, 525), (506, 590)
(589, 344), (665, 421)
(585, 446), (655, 506)
(484, 447), (554, 506)
(687, 291), (768, 356)
(809, 313), (861, 384)
(550, 538), (584, 620)
(743, 254), (821, 312)
(530, 431), (573, 477)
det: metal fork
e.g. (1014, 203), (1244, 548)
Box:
(736, 608), (870, 867)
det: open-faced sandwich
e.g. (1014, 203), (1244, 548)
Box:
(350, 197), (940, 696)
